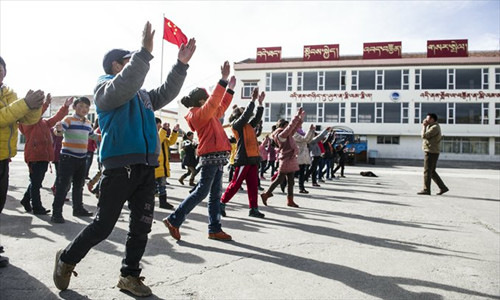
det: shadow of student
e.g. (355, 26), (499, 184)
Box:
(179, 241), (499, 300)
(0, 263), (59, 299)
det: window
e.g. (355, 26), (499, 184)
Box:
(421, 69), (447, 89)
(402, 70), (409, 90)
(442, 137), (489, 154)
(358, 70), (376, 90)
(351, 103), (375, 123)
(495, 138), (500, 155)
(383, 70), (401, 90)
(496, 103), (500, 125)
(377, 136), (400, 144)
(241, 82), (258, 98)
(455, 69), (482, 89)
(402, 103), (409, 124)
(495, 68), (500, 90)
(415, 103), (448, 124)
(325, 71), (344, 90)
(265, 103), (292, 122)
(324, 103), (340, 123)
(455, 103), (482, 124)
(303, 72), (318, 91)
(383, 103), (402, 123)
(298, 103), (318, 122)
(266, 72), (292, 91)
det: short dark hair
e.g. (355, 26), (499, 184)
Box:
(276, 119), (288, 129)
(427, 113), (438, 122)
(0, 56), (6, 76)
(181, 87), (209, 108)
(155, 117), (162, 124)
(73, 97), (91, 107)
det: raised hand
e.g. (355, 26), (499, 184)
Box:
(64, 96), (74, 107)
(228, 76), (236, 90)
(251, 87), (259, 101)
(45, 93), (52, 105)
(310, 124), (315, 130)
(55, 121), (63, 132)
(221, 61), (230, 81)
(178, 38), (196, 64)
(24, 89), (44, 109)
(258, 91), (266, 105)
(142, 21), (155, 53)
(297, 107), (305, 119)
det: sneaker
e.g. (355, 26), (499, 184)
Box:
(312, 183), (321, 187)
(249, 208), (265, 218)
(162, 218), (180, 241)
(73, 208), (93, 217)
(208, 231), (232, 241)
(220, 203), (227, 217)
(33, 208), (51, 215)
(51, 215), (66, 223)
(417, 190), (431, 195)
(437, 188), (449, 195)
(117, 275), (152, 297)
(299, 189), (309, 194)
(20, 197), (32, 212)
(53, 249), (77, 291)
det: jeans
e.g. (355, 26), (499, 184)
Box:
(61, 164), (155, 277)
(0, 159), (9, 214)
(52, 154), (87, 216)
(168, 164), (223, 233)
(23, 161), (49, 210)
(85, 151), (94, 178)
(320, 158), (332, 179)
(155, 177), (167, 196)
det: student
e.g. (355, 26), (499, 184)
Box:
(19, 95), (72, 215)
(220, 88), (266, 218)
(0, 55), (44, 268)
(155, 118), (178, 210)
(178, 131), (199, 186)
(51, 96), (97, 223)
(52, 22), (196, 297)
(163, 61), (235, 242)
(293, 124), (315, 194)
(260, 108), (306, 208)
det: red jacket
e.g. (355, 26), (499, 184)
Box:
(19, 102), (69, 163)
(185, 81), (232, 156)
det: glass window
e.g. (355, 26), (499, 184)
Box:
(241, 82), (258, 98)
(301, 103), (317, 122)
(442, 137), (489, 154)
(303, 72), (318, 91)
(421, 69), (447, 89)
(495, 103), (500, 125)
(324, 103), (340, 123)
(377, 136), (400, 144)
(358, 103), (375, 123)
(358, 70), (376, 90)
(269, 103), (288, 122)
(384, 70), (402, 90)
(495, 138), (500, 155)
(420, 103), (448, 124)
(383, 103), (401, 123)
(456, 103), (481, 124)
(271, 73), (287, 91)
(455, 69), (482, 89)
(325, 71), (340, 90)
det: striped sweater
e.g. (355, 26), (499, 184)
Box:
(60, 114), (93, 158)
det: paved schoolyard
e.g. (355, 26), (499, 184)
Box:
(1, 154), (499, 299)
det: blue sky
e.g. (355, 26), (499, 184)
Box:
(0, 0), (498, 108)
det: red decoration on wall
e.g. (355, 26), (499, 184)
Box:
(303, 44), (339, 61)
(256, 47), (282, 63)
(427, 39), (468, 58)
(363, 41), (402, 59)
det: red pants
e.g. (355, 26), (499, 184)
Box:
(221, 164), (259, 208)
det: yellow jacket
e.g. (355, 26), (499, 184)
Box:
(0, 85), (42, 160)
(155, 128), (179, 178)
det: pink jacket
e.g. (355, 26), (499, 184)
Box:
(273, 115), (302, 173)
(19, 102), (69, 163)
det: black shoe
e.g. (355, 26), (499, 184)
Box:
(417, 190), (431, 195)
(299, 189), (309, 194)
(51, 215), (66, 223)
(20, 198), (32, 212)
(280, 185), (285, 193)
(437, 188), (449, 195)
(249, 208), (265, 218)
(33, 208), (51, 215)
(220, 203), (227, 217)
(258, 186), (264, 191)
(0, 245), (4, 253)
(159, 202), (174, 210)
(73, 208), (93, 217)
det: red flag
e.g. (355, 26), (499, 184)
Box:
(163, 17), (188, 48)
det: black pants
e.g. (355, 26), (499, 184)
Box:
(305, 156), (321, 184)
(52, 154), (87, 216)
(61, 164), (155, 277)
(423, 152), (447, 192)
(333, 160), (345, 176)
(23, 161), (49, 210)
(0, 159), (9, 214)
(298, 164), (308, 190)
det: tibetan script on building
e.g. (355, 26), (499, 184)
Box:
(363, 42), (402, 59)
(303, 44), (339, 61)
(420, 91), (499, 101)
(427, 40), (468, 58)
(290, 92), (373, 102)
(256, 47), (282, 63)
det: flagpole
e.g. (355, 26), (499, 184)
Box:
(161, 13), (165, 85)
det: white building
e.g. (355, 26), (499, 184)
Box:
(216, 42), (500, 163)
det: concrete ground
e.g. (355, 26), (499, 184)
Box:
(0, 153), (499, 300)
